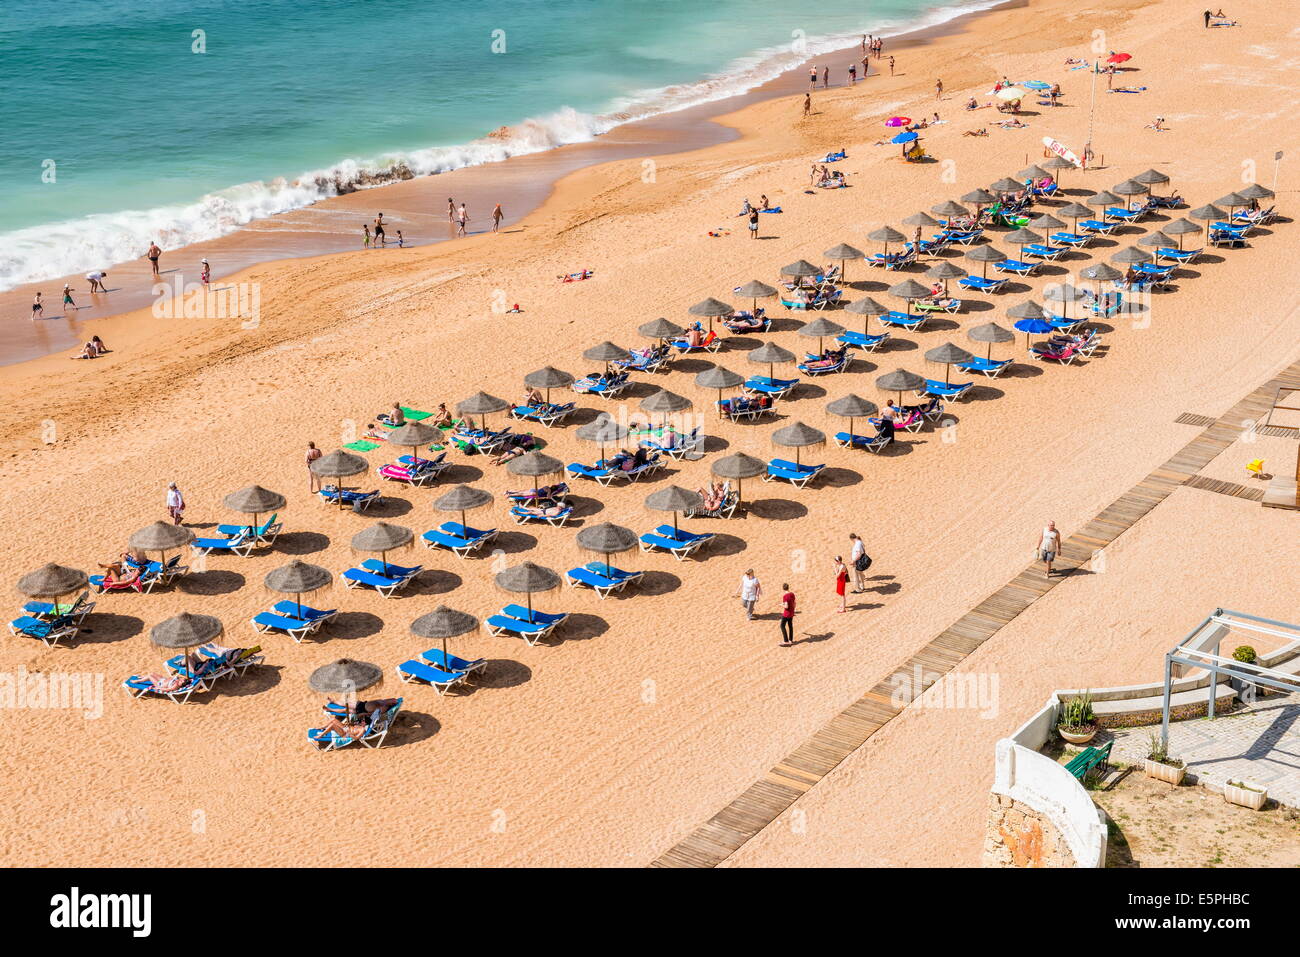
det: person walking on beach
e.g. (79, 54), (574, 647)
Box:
(145, 241), (162, 278)
(803, 92), (811, 117)
(822, 66), (829, 88)
(849, 532), (871, 592)
(31, 292), (43, 320)
(362, 224), (371, 248)
(306, 441), (323, 492)
(447, 198), (456, 223)
(862, 55), (870, 78)
(62, 284), (76, 313)
(1204, 9), (1212, 26)
(86, 270), (108, 293)
(748, 208), (760, 240)
(863, 34), (869, 53)
(457, 203), (468, 236)
(737, 569), (762, 620)
(374, 213), (387, 246)
(848, 64), (857, 84)
(396, 230), (405, 247)
(1038, 520), (1061, 576)
(935, 78), (944, 99)
(492, 203), (503, 232)
(889, 56), (896, 76)
(166, 482), (186, 525)
(834, 556), (849, 612)
(779, 584), (796, 646)
(808, 67), (817, 90)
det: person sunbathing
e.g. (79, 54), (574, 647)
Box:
(963, 128), (988, 137)
(516, 501), (566, 519)
(697, 483), (725, 511)
(522, 387), (544, 408)
(902, 395), (943, 417)
(377, 402), (405, 427)
(685, 324), (705, 347)
(97, 562), (142, 588)
(965, 97), (978, 110)
(429, 403), (453, 428)
(362, 423), (390, 441)
(492, 444), (528, 465)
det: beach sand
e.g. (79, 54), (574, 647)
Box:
(0, 0), (1296, 867)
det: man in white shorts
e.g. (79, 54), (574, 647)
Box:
(1038, 520), (1061, 576)
(737, 569), (762, 620)
(86, 270), (108, 293)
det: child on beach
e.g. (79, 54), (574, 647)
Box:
(63, 284), (76, 312)
(363, 224), (371, 248)
(31, 292), (42, 320)
(396, 230), (404, 247)
(200, 258), (211, 285)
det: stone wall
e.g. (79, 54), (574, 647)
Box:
(983, 793), (1077, 867)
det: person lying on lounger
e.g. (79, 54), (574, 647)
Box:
(605, 447), (649, 471)
(697, 482), (727, 511)
(685, 324), (705, 347)
(515, 501), (567, 519)
(902, 395), (943, 418)
(97, 562), (142, 588)
(362, 423), (389, 441)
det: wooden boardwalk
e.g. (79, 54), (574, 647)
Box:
(1184, 475), (1265, 502)
(651, 359), (1300, 868)
(1175, 412), (1216, 427)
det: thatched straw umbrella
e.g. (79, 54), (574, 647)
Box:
(350, 522), (414, 577)
(309, 658), (383, 711)
(888, 278), (932, 318)
(734, 280), (779, 317)
(875, 369), (926, 404)
(924, 342), (974, 386)
(495, 561), (561, 619)
(129, 520), (195, 563)
(432, 485), (493, 535)
(770, 421), (826, 467)
(16, 563), (88, 612)
(867, 226), (907, 259)
(967, 244), (1007, 279)
(524, 366), (575, 405)
(711, 452), (767, 510)
(967, 321), (1015, 361)
(264, 560), (332, 620)
(411, 605), (479, 664)
(582, 341), (631, 377)
(688, 297), (735, 333)
(844, 297), (890, 337)
(222, 485), (286, 539)
(797, 317), (847, 356)
(575, 413), (629, 462)
(696, 365), (746, 415)
(747, 341), (795, 387)
(309, 450), (369, 508)
(826, 394), (879, 441)
(456, 391), (509, 432)
(645, 485), (703, 537)
(506, 451), (564, 494)
(823, 243), (865, 283)
(575, 523), (639, 579)
(386, 421), (442, 468)
(926, 260), (966, 296)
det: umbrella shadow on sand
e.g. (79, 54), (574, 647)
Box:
(364, 497), (414, 519)
(472, 660), (533, 691)
(703, 534), (748, 559)
(387, 710), (441, 746)
(70, 613), (144, 645)
(550, 613), (609, 643)
(747, 498), (808, 521)
(177, 570), (245, 596)
(405, 569), (463, 596)
(438, 464), (484, 485)
(637, 571), (682, 597)
(819, 468), (863, 488)
(490, 532), (538, 555)
(220, 664), (284, 698)
(320, 611), (384, 641)
(273, 531), (331, 556)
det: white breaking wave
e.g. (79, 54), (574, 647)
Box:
(0, 1), (1001, 292)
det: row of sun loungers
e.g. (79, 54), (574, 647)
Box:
(124, 643), (265, 705)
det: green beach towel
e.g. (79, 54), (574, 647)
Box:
(402, 407), (432, 420)
(344, 440), (382, 452)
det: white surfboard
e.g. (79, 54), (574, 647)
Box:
(1042, 136), (1083, 168)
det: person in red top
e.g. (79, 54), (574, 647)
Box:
(834, 556), (848, 612)
(780, 584), (796, 646)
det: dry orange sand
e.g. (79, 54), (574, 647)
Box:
(0, 0), (1296, 867)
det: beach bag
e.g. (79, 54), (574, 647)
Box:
(854, 552), (872, 573)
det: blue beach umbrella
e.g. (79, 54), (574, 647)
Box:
(1023, 80), (1052, 90)
(1013, 316), (1055, 349)
(890, 130), (919, 144)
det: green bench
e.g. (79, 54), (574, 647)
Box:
(1064, 740), (1112, 782)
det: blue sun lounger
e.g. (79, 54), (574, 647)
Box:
(834, 431), (891, 453)
(252, 611), (318, 643)
(878, 311), (928, 330)
(1051, 232), (1091, 248)
(422, 647), (488, 675)
(566, 454), (662, 485)
(572, 372), (630, 398)
(511, 402), (576, 427)
(566, 563), (643, 599)
(23, 592), (94, 624)
(421, 525), (496, 558)
(309, 699), (402, 750)
(764, 459), (824, 488)
(797, 352), (849, 376)
(958, 275), (1007, 293)
(742, 376), (798, 399)
(486, 613), (558, 645)
(994, 259), (1039, 277)
(922, 379), (973, 401)
(955, 355), (1012, 378)
(1023, 243), (1065, 261)
(936, 229), (983, 245)
(837, 330), (890, 351)
(397, 659), (468, 694)
(342, 566), (417, 598)
(272, 601), (336, 625)
(1047, 314), (1088, 332)
(1105, 206), (1145, 222)
(1078, 219), (1116, 235)
(639, 524), (715, 561)
(9, 613), (79, 648)
(191, 528), (256, 558)
(510, 503), (573, 526)
(215, 514), (282, 546)
(1156, 247), (1202, 264)
(123, 672), (210, 705)
(318, 486), (380, 510)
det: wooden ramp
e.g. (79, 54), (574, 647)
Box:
(1184, 475), (1265, 502)
(651, 359), (1300, 868)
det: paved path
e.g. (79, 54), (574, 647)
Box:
(1109, 693), (1300, 808)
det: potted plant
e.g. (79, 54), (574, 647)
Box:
(1143, 732), (1186, 785)
(1224, 780), (1268, 810)
(1232, 645), (1257, 664)
(1229, 645), (1265, 700)
(1057, 691), (1098, 744)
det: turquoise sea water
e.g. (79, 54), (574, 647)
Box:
(0, 0), (995, 289)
